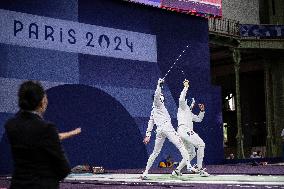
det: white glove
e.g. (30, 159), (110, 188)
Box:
(158, 78), (164, 86)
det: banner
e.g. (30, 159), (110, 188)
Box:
(199, 0), (222, 6)
(161, 0), (222, 17)
(127, 0), (222, 17)
(0, 9), (157, 62)
(128, 0), (161, 7)
(240, 24), (284, 38)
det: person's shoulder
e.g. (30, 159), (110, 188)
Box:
(30, 116), (51, 129)
(41, 121), (59, 135)
(40, 120), (55, 129)
(27, 116), (57, 134)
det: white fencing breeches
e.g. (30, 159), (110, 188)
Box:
(143, 129), (190, 175)
(176, 128), (205, 171)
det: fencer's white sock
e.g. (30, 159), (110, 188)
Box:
(142, 170), (148, 177)
(197, 158), (203, 169)
(176, 158), (187, 172)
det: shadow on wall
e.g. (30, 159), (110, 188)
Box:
(0, 84), (148, 174)
(45, 84), (148, 169)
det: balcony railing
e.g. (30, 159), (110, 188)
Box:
(209, 17), (284, 39)
(208, 17), (240, 36)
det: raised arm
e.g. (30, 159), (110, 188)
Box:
(179, 79), (189, 110)
(192, 104), (205, 122)
(153, 78), (164, 107)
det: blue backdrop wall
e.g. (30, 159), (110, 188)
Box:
(0, 0), (223, 174)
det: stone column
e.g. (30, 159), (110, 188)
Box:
(233, 49), (245, 159)
(271, 58), (284, 157)
(264, 60), (274, 157)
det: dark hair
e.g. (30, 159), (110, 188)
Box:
(18, 81), (45, 111)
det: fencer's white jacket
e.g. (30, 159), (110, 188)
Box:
(177, 87), (205, 132)
(146, 84), (175, 137)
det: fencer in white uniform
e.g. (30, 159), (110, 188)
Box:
(173, 79), (209, 177)
(141, 78), (196, 179)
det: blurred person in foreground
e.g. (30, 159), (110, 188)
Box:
(5, 81), (71, 189)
